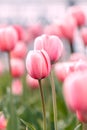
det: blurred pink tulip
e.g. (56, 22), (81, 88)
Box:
(26, 75), (39, 89)
(60, 16), (77, 42)
(67, 6), (86, 27)
(54, 62), (75, 82)
(13, 24), (26, 41)
(11, 58), (25, 78)
(26, 50), (51, 79)
(10, 41), (27, 59)
(28, 23), (43, 39)
(69, 52), (87, 62)
(11, 79), (23, 95)
(0, 114), (7, 129)
(76, 110), (87, 123)
(63, 71), (87, 112)
(0, 26), (18, 52)
(44, 23), (63, 38)
(34, 34), (63, 64)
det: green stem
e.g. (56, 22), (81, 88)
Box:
(50, 71), (57, 130)
(7, 52), (14, 127)
(82, 123), (87, 130)
(38, 80), (46, 130)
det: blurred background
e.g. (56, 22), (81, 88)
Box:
(0, 0), (86, 25)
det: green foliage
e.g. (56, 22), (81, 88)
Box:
(0, 72), (82, 130)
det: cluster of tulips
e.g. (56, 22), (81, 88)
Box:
(0, 4), (87, 130)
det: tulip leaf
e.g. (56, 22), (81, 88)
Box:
(74, 124), (82, 130)
(20, 118), (36, 130)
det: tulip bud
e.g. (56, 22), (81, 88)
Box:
(0, 113), (7, 129)
(0, 26), (18, 52)
(34, 34), (63, 64)
(11, 79), (23, 95)
(26, 75), (39, 89)
(63, 71), (87, 112)
(76, 110), (87, 123)
(11, 58), (25, 78)
(26, 49), (51, 79)
(11, 41), (27, 59)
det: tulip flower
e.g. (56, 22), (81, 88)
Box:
(0, 26), (18, 52)
(26, 74), (39, 89)
(26, 49), (51, 79)
(10, 58), (25, 78)
(69, 52), (87, 62)
(13, 24), (26, 41)
(11, 79), (23, 95)
(54, 62), (75, 82)
(67, 6), (86, 27)
(10, 41), (27, 59)
(63, 71), (87, 112)
(34, 34), (63, 64)
(0, 113), (7, 129)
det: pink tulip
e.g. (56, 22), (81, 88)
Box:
(44, 23), (63, 38)
(29, 23), (43, 39)
(26, 74), (39, 89)
(63, 71), (87, 112)
(69, 52), (87, 62)
(26, 50), (51, 79)
(54, 62), (75, 82)
(11, 58), (25, 78)
(13, 24), (26, 41)
(10, 41), (27, 59)
(0, 114), (7, 129)
(76, 110), (87, 123)
(67, 6), (86, 27)
(80, 27), (87, 46)
(11, 79), (23, 95)
(34, 34), (63, 64)
(60, 16), (77, 42)
(0, 26), (18, 52)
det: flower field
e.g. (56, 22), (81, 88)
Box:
(0, 4), (87, 130)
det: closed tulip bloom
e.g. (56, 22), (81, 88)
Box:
(63, 71), (87, 112)
(80, 27), (87, 46)
(11, 58), (25, 77)
(67, 6), (85, 27)
(0, 26), (18, 52)
(26, 50), (51, 79)
(26, 74), (39, 89)
(76, 110), (87, 123)
(0, 114), (7, 129)
(34, 34), (63, 64)
(10, 41), (27, 59)
(11, 79), (23, 95)
(54, 62), (75, 82)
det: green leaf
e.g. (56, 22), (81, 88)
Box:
(20, 118), (36, 130)
(74, 124), (82, 130)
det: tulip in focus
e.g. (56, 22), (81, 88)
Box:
(26, 75), (39, 89)
(63, 71), (87, 112)
(0, 113), (7, 130)
(11, 79), (23, 95)
(11, 58), (25, 78)
(0, 26), (18, 52)
(34, 34), (63, 64)
(26, 49), (51, 79)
